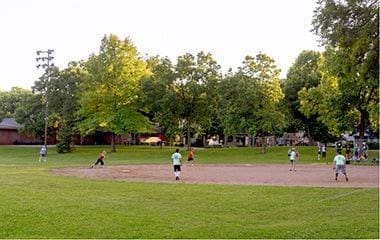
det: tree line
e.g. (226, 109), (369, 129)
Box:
(0, 0), (378, 152)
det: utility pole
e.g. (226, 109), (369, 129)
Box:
(36, 49), (54, 150)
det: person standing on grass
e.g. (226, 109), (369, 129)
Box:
(333, 150), (349, 181)
(187, 147), (195, 166)
(353, 143), (359, 161)
(287, 147), (292, 157)
(322, 144), (327, 163)
(344, 144), (351, 164)
(90, 150), (106, 168)
(171, 148), (182, 180)
(289, 147), (298, 172)
(39, 145), (47, 162)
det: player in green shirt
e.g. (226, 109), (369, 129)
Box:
(333, 150), (349, 181)
(171, 148), (182, 180)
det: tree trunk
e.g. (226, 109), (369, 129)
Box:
(111, 133), (116, 152)
(187, 121), (191, 150)
(358, 110), (369, 154)
(224, 135), (228, 147)
(261, 136), (266, 153)
(261, 129), (267, 153)
(306, 127), (313, 146)
(248, 134), (253, 147)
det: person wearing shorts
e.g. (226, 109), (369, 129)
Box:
(90, 150), (106, 168)
(39, 145), (47, 162)
(333, 150), (349, 181)
(289, 147), (298, 172)
(171, 148), (182, 180)
(322, 144), (327, 163)
(187, 148), (195, 166)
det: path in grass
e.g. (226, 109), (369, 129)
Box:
(53, 163), (379, 188)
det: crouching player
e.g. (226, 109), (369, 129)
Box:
(90, 150), (106, 168)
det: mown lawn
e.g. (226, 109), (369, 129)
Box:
(0, 146), (378, 239)
(2, 145), (378, 166)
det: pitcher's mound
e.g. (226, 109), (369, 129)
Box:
(52, 164), (379, 188)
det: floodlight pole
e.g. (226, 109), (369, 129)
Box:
(36, 49), (55, 150)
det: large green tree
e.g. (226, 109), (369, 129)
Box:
(48, 62), (84, 153)
(300, 0), (379, 143)
(19, 68), (62, 141)
(175, 52), (221, 149)
(78, 35), (152, 152)
(219, 54), (285, 150)
(14, 91), (45, 139)
(283, 50), (337, 143)
(141, 52), (221, 149)
(0, 87), (35, 120)
(140, 57), (180, 142)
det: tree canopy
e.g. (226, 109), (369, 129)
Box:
(5, 1), (378, 152)
(77, 35), (152, 151)
(219, 53), (284, 148)
(300, 0), (379, 141)
(141, 52), (221, 149)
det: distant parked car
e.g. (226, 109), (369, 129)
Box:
(142, 137), (162, 145)
(206, 138), (223, 148)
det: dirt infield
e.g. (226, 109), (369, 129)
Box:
(52, 164), (379, 188)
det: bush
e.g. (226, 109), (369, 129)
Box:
(367, 142), (379, 150)
(56, 142), (71, 153)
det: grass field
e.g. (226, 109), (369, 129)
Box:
(0, 145), (378, 239)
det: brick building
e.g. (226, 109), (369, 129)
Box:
(0, 118), (42, 145)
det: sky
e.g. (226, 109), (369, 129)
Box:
(0, 0), (323, 91)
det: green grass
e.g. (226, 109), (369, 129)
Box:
(0, 145), (378, 239)
(2, 145), (378, 166)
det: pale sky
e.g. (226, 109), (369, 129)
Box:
(0, 0), (323, 91)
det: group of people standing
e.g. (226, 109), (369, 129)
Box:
(317, 142), (369, 163)
(45, 140), (356, 182)
(83, 145), (353, 182)
(87, 147), (196, 181)
(288, 144), (349, 181)
(170, 147), (195, 181)
(317, 144), (327, 161)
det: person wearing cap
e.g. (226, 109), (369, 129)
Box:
(333, 150), (349, 181)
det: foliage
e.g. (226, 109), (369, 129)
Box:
(219, 54), (285, 140)
(140, 57), (179, 141)
(141, 52), (221, 149)
(49, 62), (84, 153)
(307, 0), (379, 139)
(0, 87), (46, 139)
(13, 91), (45, 138)
(0, 87), (35, 120)
(174, 52), (221, 148)
(282, 50), (337, 143)
(77, 35), (152, 151)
